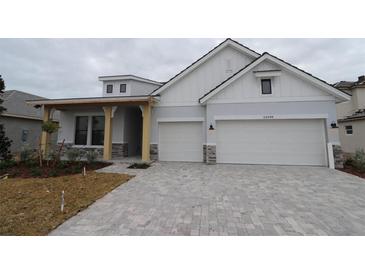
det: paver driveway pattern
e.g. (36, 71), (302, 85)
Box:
(50, 162), (365, 236)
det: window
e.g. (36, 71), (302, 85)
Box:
(75, 116), (89, 145)
(92, 116), (105, 145)
(21, 129), (29, 142)
(345, 125), (353, 135)
(261, 79), (272, 95)
(106, 84), (113, 93)
(120, 84), (127, 93)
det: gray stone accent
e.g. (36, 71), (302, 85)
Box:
(57, 143), (103, 160)
(333, 144), (344, 169)
(150, 144), (158, 161)
(203, 144), (207, 163)
(112, 143), (128, 158)
(206, 144), (216, 164)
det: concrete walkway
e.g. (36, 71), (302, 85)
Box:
(50, 162), (365, 236)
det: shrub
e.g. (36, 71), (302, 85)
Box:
(20, 147), (35, 162)
(353, 149), (365, 172)
(25, 159), (38, 168)
(86, 150), (98, 163)
(66, 148), (81, 162)
(344, 157), (354, 167)
(48, 170), (59, 177)
(30, 167), (42, 177)
(0, 159), (16, 170)
(56, 161), (68, 169)
(41, 121), (59, 134)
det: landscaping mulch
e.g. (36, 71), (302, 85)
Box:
(0, 172), (132, 235)
(1, 161), (111, 179)
(338, 165), (365, 179)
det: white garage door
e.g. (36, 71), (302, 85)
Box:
(216, 119), (327, 166)
(159, 122), (203, 162)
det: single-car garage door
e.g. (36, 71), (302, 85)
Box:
(216, 119), (327, 166)
(159, 122), (203, 162)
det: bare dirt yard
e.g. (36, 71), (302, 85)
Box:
(0, 172), (132, 235)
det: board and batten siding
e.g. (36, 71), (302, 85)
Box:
(207, 60), (332, 104)
(157, 46), (256, 106)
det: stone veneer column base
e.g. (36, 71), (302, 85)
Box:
(150, 144), (158, 161)
(206, 144), (216, 164)
(112, 143), (128, 158)
(332, 144), (344, 169)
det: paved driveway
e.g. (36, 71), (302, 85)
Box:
(50, 162), (365, 236)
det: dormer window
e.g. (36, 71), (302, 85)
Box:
(106, 84), (113, 93)
(261, 79), (272, 95)
(120, 84), (126, 93)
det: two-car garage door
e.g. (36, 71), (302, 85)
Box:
(216, 119), (327, 166)
(158, 119), (327, 166)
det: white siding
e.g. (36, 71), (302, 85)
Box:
(130, 81), (160, 96)
(102, 80), (160, 97)
(157, 46), (256, 106)
(208, 60), (332, 103)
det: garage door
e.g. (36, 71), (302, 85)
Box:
(216, 119), (327, 166)
(159, 122), (203, 162)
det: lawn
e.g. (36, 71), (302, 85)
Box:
(0, 172), (132, 235)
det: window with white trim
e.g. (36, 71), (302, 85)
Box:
(261, 79), (272, 95)
(75, 115), (105, 146)
(106, 84), (113, 93)
(120, 84), (126, 93)
(91, 116), (105, 145)
(345, 125), (353, 135)
(75, 116), (89, 145)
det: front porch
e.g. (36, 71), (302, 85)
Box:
(28, 96), (156, 162)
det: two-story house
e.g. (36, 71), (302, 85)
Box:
(335, 75), (365, 154)
(28, 39), (350, 167)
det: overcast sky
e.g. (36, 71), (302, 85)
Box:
(0, 38), (364, 99)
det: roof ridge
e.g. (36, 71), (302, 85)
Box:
(150, 38), (261, 96)
(199, 55), (263, 102)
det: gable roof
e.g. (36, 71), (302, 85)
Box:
(199, 52), (351, 104)
(2, 90), (60, 121)
(334, 75), (365, 90)
(2, 90), (45, 119)
(150, 38), (260, 96)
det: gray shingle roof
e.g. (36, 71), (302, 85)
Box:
(1, 90), (59, 121)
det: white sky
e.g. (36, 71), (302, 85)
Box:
(0, 38), (364, 99)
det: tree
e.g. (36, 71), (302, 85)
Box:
(0, 75), (12, 160)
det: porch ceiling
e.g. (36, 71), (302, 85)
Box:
(26, 95), (157, 109)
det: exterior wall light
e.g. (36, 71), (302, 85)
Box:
(331, 121), (338, 128)
(209, 124), (215, 130)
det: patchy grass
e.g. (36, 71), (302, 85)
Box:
(0, 172), (132, 235)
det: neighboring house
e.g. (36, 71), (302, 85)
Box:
(0, 90), (58, 154)
(335, 76), (365, 154)
(28, 39), (350, 167)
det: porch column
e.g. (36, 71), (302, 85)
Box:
(103, 106), (113, 160)
(40, 106), (51, 157)
(141, 102), (151, 162)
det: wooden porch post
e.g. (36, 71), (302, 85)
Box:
(103, 106), (113, 160)
(40, 106), (51, 157)
(141, 102), (151, 162)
